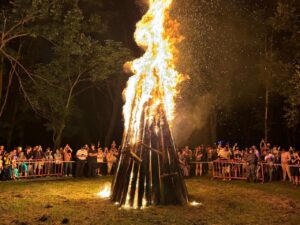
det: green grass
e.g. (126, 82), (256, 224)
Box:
(1, 177), (300, 225)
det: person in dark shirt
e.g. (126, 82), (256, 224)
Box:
(24, 146), (33, 160)
(244, 148), (258, 182)
(290, 150), (300, 186)
(33, 147), (44, 159)
(24, 146), (34, 175)
(33, 145), (44, 175)
(87, 144), (97, 177)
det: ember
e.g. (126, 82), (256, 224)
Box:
(111, 0), (188, 208)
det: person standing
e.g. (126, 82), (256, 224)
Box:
(18, 151), (28, 177)
(87, 144), (98, 177)
(24, 146), (33, 175)
(281, 148), (291, 182)
(75, 146), (88, 177)
(63, 144), (73, 176)
(233, 145), (242, 177)
(54, 149), (62, 174)
(265, 150), (275, 182)
(178, 149), (189, 177)
(106, 149), (116, 175)
(110, 141), (119, 173)
(44, 148), (53, 175)
(218, 144), (232, 180)
(3, 152), (12, 180)
(244, 148), (258, 182)
(290, 149), (299, 186)
(96, 147), (104, 176)
(33, 146), (44, 175)
(195, 146), (204, 176)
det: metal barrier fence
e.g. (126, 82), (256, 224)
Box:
(2, 160), (111, 180)
(211, 160), (264, 182)
(188, 160), (300, 183)
(5, 160), (75, 179)
(212, 160), (248, 180)
(2, 159), (299, 182)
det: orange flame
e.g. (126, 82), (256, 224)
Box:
(123, 0), (184, 145)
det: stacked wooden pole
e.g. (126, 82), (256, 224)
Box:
(111, 109), (189, 208)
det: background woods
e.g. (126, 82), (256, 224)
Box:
(0, 0), (299, 148)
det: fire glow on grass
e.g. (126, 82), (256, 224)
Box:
(97, 183), (111, 198)
(190, 201), (202, 206)
(123, 0), (185, 145)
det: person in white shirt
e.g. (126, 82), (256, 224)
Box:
(75, 147), (88, 177)
(106, 150), (116, 175)
(97, 148), (104, 176)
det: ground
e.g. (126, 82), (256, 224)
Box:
(0, 177), (300, 225)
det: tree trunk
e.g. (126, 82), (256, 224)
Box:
(264, 32), (273, 144)
(104, 78), (122, 147)
(6, 101), (19, 149)
(53, 122), (65, 150)
(0, 56), (4, 103)
(0, 65), (13, 118)
(264, 86), (269, 143)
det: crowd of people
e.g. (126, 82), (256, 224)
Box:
(1, 139), (300, 186)
(0, 141), (120, 180)
(177, 139), (300, 185)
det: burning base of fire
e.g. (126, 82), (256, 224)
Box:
(96, 182), (111, 198)
(190, 201), (202, 206)
(97, 182), (199, 209)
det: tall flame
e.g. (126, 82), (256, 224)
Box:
(123, 0), (183, 145)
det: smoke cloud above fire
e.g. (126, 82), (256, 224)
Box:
(172, 94), (213, 147)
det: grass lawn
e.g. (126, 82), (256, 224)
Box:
(1, 176), (300, 225)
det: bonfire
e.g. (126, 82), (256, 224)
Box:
(111, 0), (188, 208)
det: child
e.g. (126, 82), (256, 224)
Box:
(11, 158), (19, 180)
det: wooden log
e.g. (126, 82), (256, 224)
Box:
(111, 106), (189, 207)
(160, 172), (178, 178)
(140, 142), (163, 155)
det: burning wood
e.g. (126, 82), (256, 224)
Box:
(111, 0), (188, 208)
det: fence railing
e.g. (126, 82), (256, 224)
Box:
(212, 160), (248, 180)
(190, 160), (299, 183)
(1, 160), (112, 180)
(2, 160), (75, 179)
(1, 159), (300, 182)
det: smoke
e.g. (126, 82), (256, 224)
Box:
(134, 0), (148, 13)
(172, 94), (213, 147)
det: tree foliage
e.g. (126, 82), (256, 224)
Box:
(270, 0), (299, 129)
(285, 67), (300, 128)
(28, 1), (130, 148)
(1, 0), (132, 148)
(0, 0), (55, 115)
